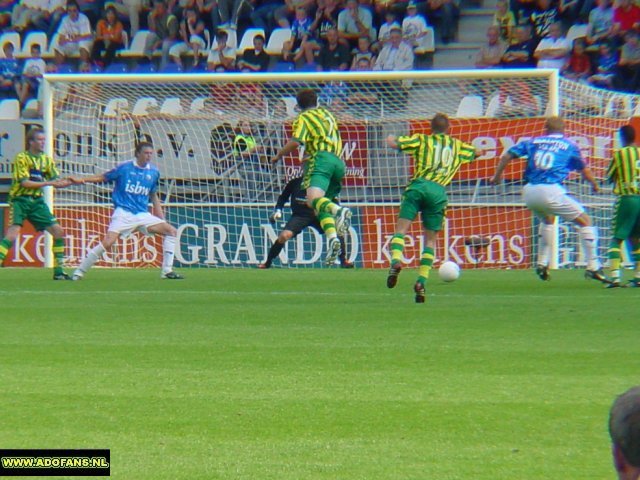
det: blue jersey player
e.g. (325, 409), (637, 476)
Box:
(72, 142), (184, 280)
(491, 116), (608, 283)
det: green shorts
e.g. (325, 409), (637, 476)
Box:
(302, 151), (345, 201)
(398, 179), (448, 231)
(8, 196), (58, 231)
(611, 195), (640, 240)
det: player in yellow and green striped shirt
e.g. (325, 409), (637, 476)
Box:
(271, 89), (352, 266)
(386, 113), (476, 303)
(606, 125), (640, 288)
(0, 127), (75, 279)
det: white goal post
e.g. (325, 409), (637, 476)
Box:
(34, 68), (630, 270)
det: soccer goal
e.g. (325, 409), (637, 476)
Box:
(40, 69), (633, 270)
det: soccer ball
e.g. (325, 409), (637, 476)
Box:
(438, 261), (460, 282)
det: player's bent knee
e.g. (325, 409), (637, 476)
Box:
(573, 213), (592, 227)
(279, 230), (294, 242)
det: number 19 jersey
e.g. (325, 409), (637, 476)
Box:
(508, 133), (585, 185)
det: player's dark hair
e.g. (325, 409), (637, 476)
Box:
(296, 89), (318, 110)
(26, 127), (44, 144)
(610, 386), (640, 467)
(431, 113), (449, 134)
(135, 141), (154, 154)
(620, 125), (636, 145)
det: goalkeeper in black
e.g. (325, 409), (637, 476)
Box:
(259, 176), (354, 269)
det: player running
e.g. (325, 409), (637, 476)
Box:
(606, 125), (640, 288)
(0, 127), (75, 279)
(72, 141), (183, 280)
(491, 116), (609, 284)
(386, 113), (476, 303)
(260, 176), (354, 269)
(270, 88), (352, 266)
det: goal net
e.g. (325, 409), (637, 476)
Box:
(39, 70), (631, 270)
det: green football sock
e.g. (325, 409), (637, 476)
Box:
(0, 238), (12, 264)
(608, 239), (622, 281)
(52, 238), (65, 275)
(390, 234), (404, 266)
(417, 247), (434, 285)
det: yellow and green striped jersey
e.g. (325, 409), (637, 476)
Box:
(397, 133), (476, 186)
(291, 107), (342, 159)
(607, 146), (640, 195)
(9, 150), (59, 199)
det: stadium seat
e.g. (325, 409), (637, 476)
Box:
(455, 95), (483, 117)
(160, 97), (183, 115)
(19, 31), (48, 58)
(160, 63), (183, 73)
(0, 32), (21, 58)
(237, 28), (265, 54)
(566, 24), (588, 45)
(190, 97), (207, 114)
(484, 94), (501, 117)
(132, 97), (159, 115)
(0, 99), (20, 120)
(104, 62), (129, 74)
(118, 30), (151, 58)
(414, 27), (435, 54)
(271, 61), (294, 72)
(265, 28), (292, 56)
(104, 98), (129, 116)
(131, 63), (156, 74)
(22, 99), (40, 118)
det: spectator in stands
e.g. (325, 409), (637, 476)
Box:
(588, 41), (617, 88)
(282, 6), (315, 63)
(500, 24), (536, 67)
(10, 0), (48, 33)
(91, 6), (125, 69)
(74, 0), (104, 26)
(144, 0), (179, 69)
(377, 11), (400, 50)
(168, 6), (206, 67)
(16, 44), (46, 106)
(475, 26), (506, 69)
(612, 0), (640, 44)
(316, 27), (350, 71)
(0, 42), (19, 101)
(319, 80), (349, 114)
(0, 0), (18, 31)
(534, 21), (570, 68)
(424, 0), (459, 44)
(309, 0), (340, 44)
(512, 0), (536, 26)
(374, 26), (414, 70)
(206, 29), (236, 71)
(112, 0), (148, 38)
(614, 30), (640, 93)
(402, 2), (430, 52)
(337, 0), (375, 49)
(350, 35), (376, 69)
(561, 38), (591, 82)
(44, 0), (69, 41)
(494, 0), (516, 44)
(530, 0), (559, 40)
(54, 0), (93, 64)
(586, 0), (613, 47)
(237, 34), (270, 72)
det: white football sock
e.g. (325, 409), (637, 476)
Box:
(538, 224), (554, 267)
(579, 226), (600, 270)
(76, 243), (106, 275)
(162, 235), (176, 273)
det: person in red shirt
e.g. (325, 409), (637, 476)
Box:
(562, 39), (592, 82)
(612, 0), (640, 41)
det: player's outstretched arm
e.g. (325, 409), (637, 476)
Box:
(271, 139), (300, 164)
(75, 173), (108, 184)
(20, 177), (74, 190)
(489, 152), (514, 184)
(580, 166), (600, 193)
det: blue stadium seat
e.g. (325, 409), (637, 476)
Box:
(271, 61), (294, 73)
(160, 63), (183, 73)
(132, 63), (156, 74)
(104, 62), (128, 74)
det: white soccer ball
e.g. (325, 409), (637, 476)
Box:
(438, 261), (460, 282)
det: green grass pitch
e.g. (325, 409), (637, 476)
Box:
(0, 267), (637, 479)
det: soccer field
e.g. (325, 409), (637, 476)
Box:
(0, 267), (637, 479)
